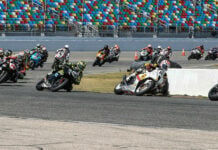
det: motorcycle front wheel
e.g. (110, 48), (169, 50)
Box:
(135, 79), (155, 96)
(205, 55), (210, 60)
(29, 61), (35, 70)
(0, 71), (9, 83)
(92, 59), (99, 67)
(188, 55), (192, 60)
(50, 77), (69, 92)
(208, 84), (218, 101)
(36, 79), (45, 91)
(114, 83), (124, 95)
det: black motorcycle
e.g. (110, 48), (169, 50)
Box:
(208, 84), (218, 101)
(0, 58), (19, 83)
(205, 50), (218, 60)
(188, 46), (204, 60)
(36, 65), (82, 92)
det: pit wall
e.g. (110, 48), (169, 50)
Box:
(168, 69), (218, 97)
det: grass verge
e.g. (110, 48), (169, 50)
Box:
(74, 72), (127, 93)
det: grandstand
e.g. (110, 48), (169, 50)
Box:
(0, 0), (217, 37)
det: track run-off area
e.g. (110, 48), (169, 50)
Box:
(0, 38), (218, 149)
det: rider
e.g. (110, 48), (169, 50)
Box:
(195, 45), (204, 55)
(124, 62), (159, 84)
(35, 44), (43, 51)
(4, 49), (13, 57)
(99, 45), (110, 59)
(113, 44), (120, 56)
(211, 47), (218, 53)
(40, 47), (48, 63)
(56, 45), (70, 63)
(46, 61), (86, 87)
(156, 45), (162, 53)
(52, 45), (70, 70)
(0, 48), (4, 60)
(160, 46), (172, 58)
(108, 44), (120, 62)
(140, 44), (153, 60)
(67, 61), (86, 85)
(144, 63), (159, 72)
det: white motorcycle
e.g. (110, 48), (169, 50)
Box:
(114, 67), (169, 96)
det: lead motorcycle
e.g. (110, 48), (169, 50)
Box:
(208, 84), (218, 101)
(114, 65), (169, 96)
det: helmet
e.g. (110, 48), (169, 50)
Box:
(144, 63), (151, 71)
(36, 44), (41, 48)
(167, 46), (171, 50)
(77, 61), (86, 71)
(147, 44), (152, 48)
(157, 45), (162, 49)
(104, 45), (109, 49)
(4, 49), (12, 57)
(42, 47), (46, 51)
(200, 45), (204, 50)
(0, 48), (4, 57)
(114, 44), (119, 49)
(64, 45), (69, 49)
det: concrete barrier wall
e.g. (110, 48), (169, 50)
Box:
(0, 37), (217, 51)
(168, 69), (218, 97)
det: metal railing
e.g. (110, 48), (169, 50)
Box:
(0, 23), (217, 33)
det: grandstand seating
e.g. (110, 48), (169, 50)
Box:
(0, 0), (217, 31)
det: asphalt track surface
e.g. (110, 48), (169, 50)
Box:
(0, 51), (218, 132)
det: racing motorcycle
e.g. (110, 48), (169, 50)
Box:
(115, 66), (169, 96)
(92, 50), (106, 67)
(138, 49), (151, 61)
(205, 49), (218, 60)
(107, 47), (120, 63)
(0, 57), (19, 83)
(208, 84), (218, 101)
(29, 51), (43, 70)
(36, 65), (82, 92)
(188, 48), (203, 60)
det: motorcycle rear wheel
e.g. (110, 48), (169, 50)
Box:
(208, 85), (218, 101)
(50, 77), (69, 92)
(135, 79), (155, 96)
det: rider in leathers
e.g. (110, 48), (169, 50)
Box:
(45, 61), (86, 87)
(52, 45), (70, 70)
